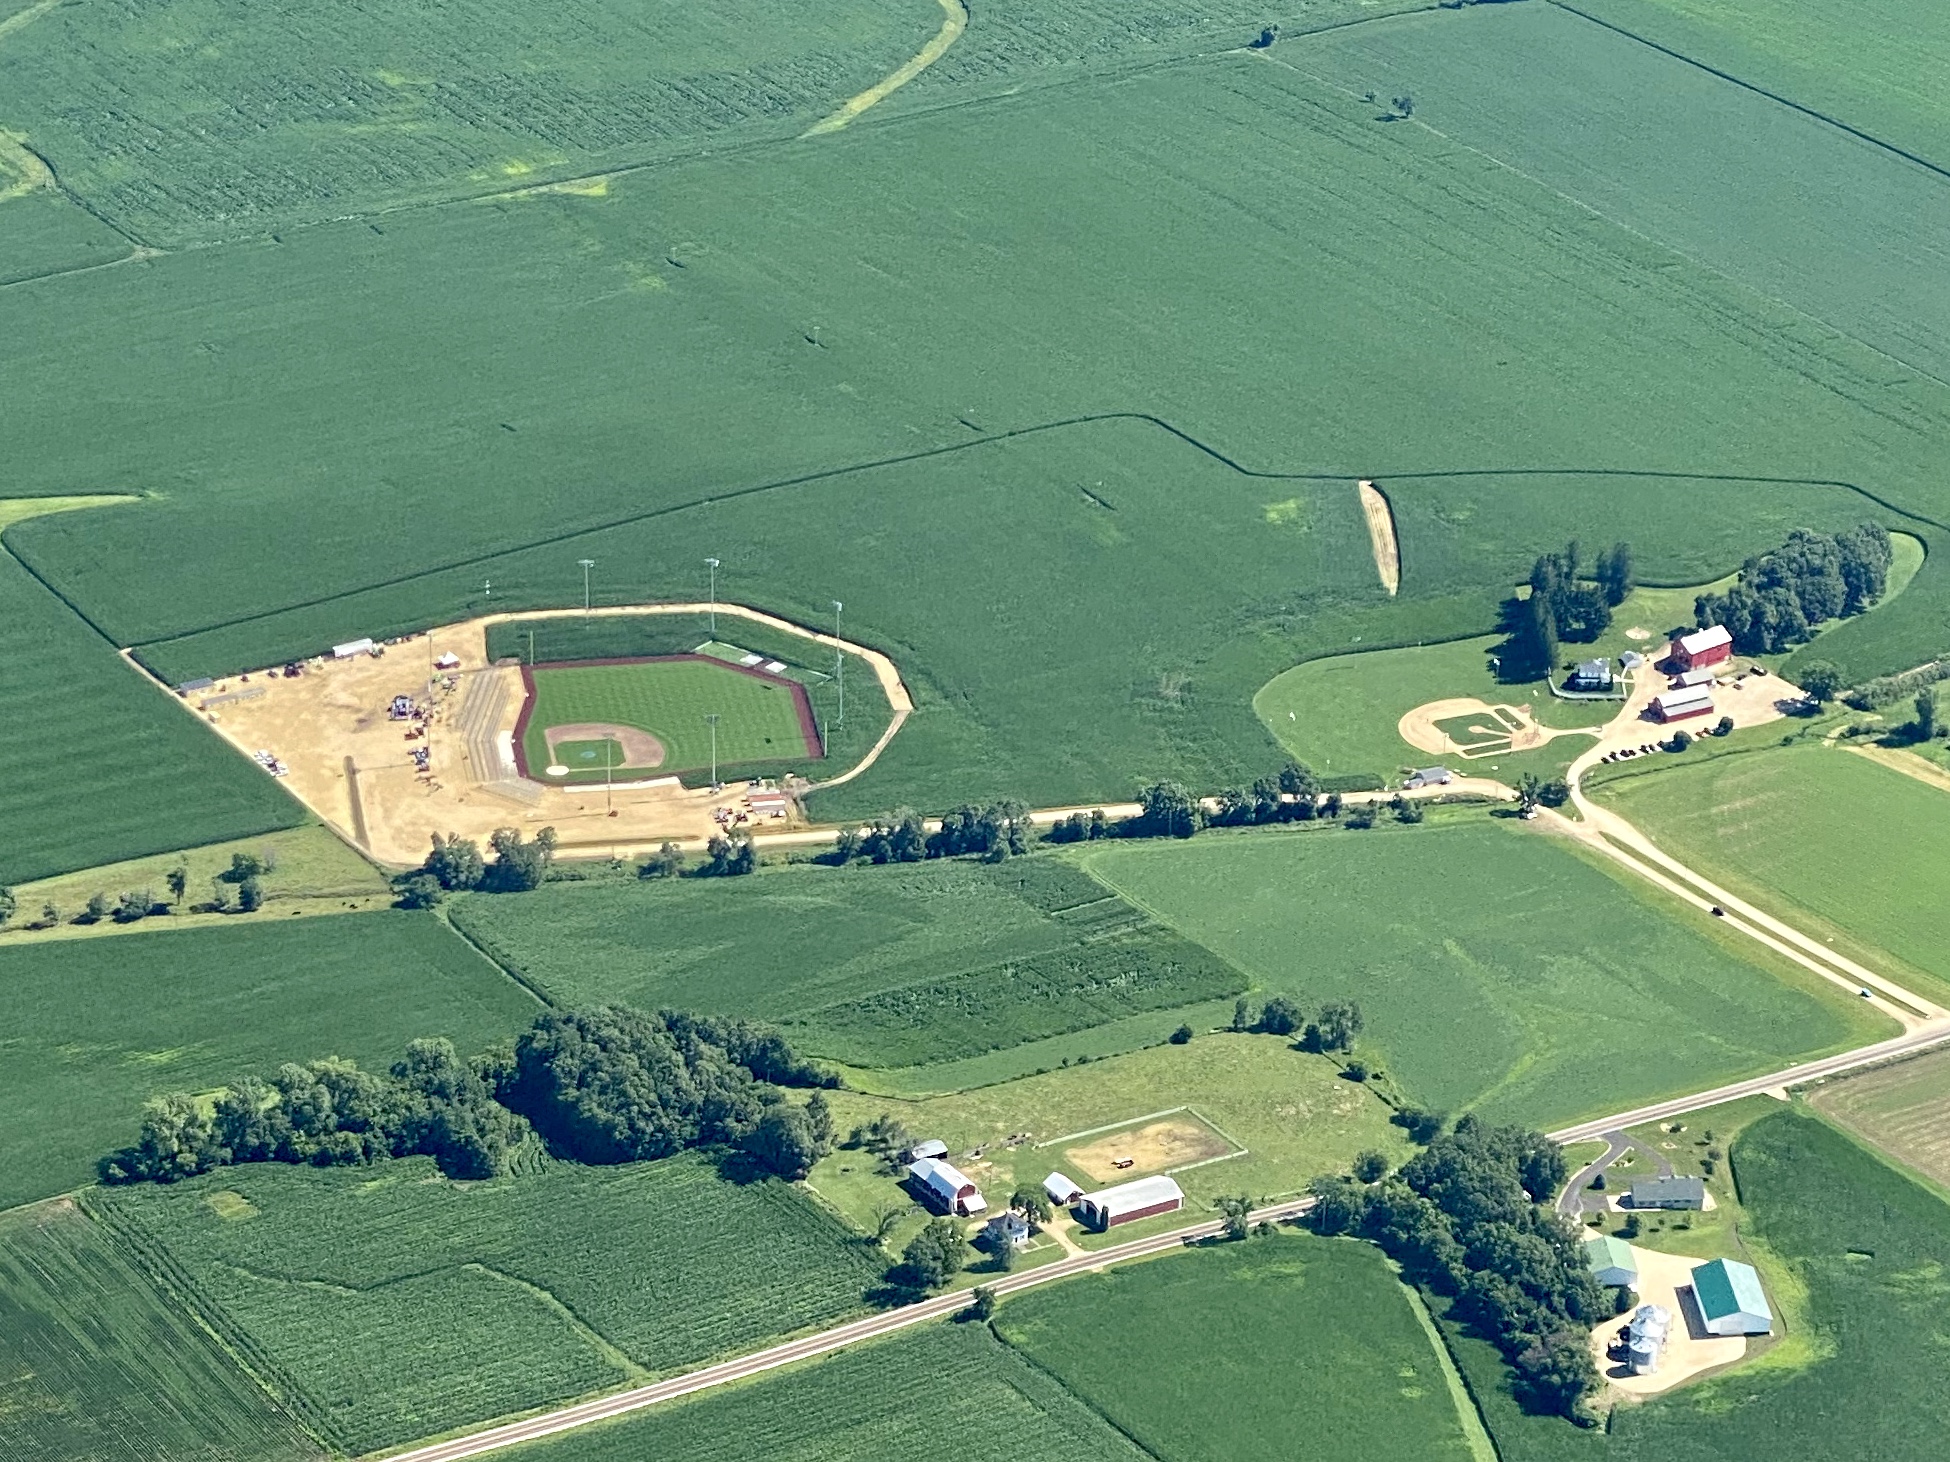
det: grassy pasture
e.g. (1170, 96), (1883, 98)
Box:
(523, 657), (814, 781)
(448, 858), (1245, 1069)
(996, 1233), (1483, 1462)
(0, 1199), (322, 1462)
(1593, 743), (1950, 1004)
(1570, 0), (1950, 172)
(1465, 1109), (1950, 1461)
(97, 1154), (883, 1456)
(0, 540), (304, 885)
(0, 0), (937, 240)
(0, 912), (539, 1209)
(1296, 2), (1950, 382)
(1080, 821), (1891, 1127)
(501, 1321), (1147, 1462)
(9, 51), (1950, 812)
(1810, 1047), (1950, 1195)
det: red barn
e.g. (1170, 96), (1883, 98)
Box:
(1669, 625), (1733, 672)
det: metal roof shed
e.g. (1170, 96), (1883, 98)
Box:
(907, 1139), (948, 1162)
(1692, 1258), (1772, 1336)
(1044, 1171), (1084, 1206)
(1583, 1234), (1639, 1287)
(1076, 1174), (1184, 1231)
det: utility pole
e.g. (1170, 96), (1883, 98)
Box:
(604, 737), (613, 814)
(706, 713), (721, 789)
(706, 558), (720, 636)
(527, 628), (535, 666)
(579, 559), (596, 614)
(833, 600), (844, 730)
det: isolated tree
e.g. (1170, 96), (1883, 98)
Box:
(1010, 1187), (1053, 1226)
(1170, 1023), (1195, 1044)
(1391, 93), (1415, 118)
(805, 1091), (834, 1151)
(1537, 779), (1571, 808)
(1394, 795), (1424, 824)
(874, 1204), (912, 1245)
(1517, 773), (1542, 815)
(1798, 660), (1843, 704)
(638, 841), (685, 879)
(1315, 1000), (1364, 1052)
(0, 886), (14, 929)
(424, 832), (486, 890)
(165, 865), (189, 907)
(895, 1217), (969, 1290)
(1914, 691), (1939, 742)
(237, 876), (264, 913)
(228, 851), (266, 882)
(1232, 998), (1253, 1032)
(1713, 715), (1735, 737)
(1353, 1150), (1391, 1184)
(1345, 803), (1376, 830)
(1256, 995), (1304, 1037)
(114, 889), (155, 923)
(84, 891), (111, 923)
(396, 873), (445, 910)
(209, 879), (233, 912)
(1669, 729), (1694, 751)
(966, 1286), (998, 1322)
(1220, 1194), (1253, 1241)
(38, 901), (60, 929)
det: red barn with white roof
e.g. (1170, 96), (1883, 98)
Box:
(1669, 625), (1733, 671)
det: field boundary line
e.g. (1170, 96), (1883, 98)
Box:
(1035, 1105), (1191, 1149)
(802, 0), (968, 138)
(1397, 1276), (1500, 1462)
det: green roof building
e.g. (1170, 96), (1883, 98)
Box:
(1691, 1257), (1772, 1336)
(1583, 1234), (1639, 1287)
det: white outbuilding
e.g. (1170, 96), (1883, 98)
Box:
(1044, 1171), (1084, 1207)
(1075, 1174), (1184, 1231)
(332, 637), (376, 659)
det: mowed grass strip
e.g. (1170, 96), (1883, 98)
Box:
(524, 658), (814, 780)
(0, 1199), (322, 1462)
(1079, 822), (1891, 1128)
(1593, 743), (1950, 1004)
(996, 1233), (1481, 1462)
(0, 545), (303, 885)
(98, 1154), (885, 1455)
(0, 912), (541, 1209)
(497, 1320), (1147, 1462)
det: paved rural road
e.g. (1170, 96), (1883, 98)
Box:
(381, 1197), (1318, 1462)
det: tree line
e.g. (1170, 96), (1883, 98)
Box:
(398, 827), (559, 907)
(1306, 1117), (1603, 1419)
(1694, 523), (1891, 654)
(100, 1005), (838, 1188)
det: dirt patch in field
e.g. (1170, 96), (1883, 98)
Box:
(1358, 479), (1400, 596)
(1065, 1118), (1231, 1183)
(1399, 697), (1563, 759)
(543, 722), (665, 769)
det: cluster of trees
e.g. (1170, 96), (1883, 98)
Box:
(831, 801), (1035, 866)
(1509, 541), (1632, 678)
(1841, 655), (1948, 711)
(100, 1038), (524, 1184)
(5, 852), (280, 931)
(398, 827), (559, 907)
(1694, 523), (1892, 654)
(1236, 995), (1364, 1052)
(101, 1005), (839, 1188)
(1307, 1117), (1604, 1418)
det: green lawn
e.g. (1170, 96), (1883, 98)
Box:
(449, 857), (1245, 1070)
(95, 1154), (883, 1456)
(1077, 820), (1892, 1128)
(523, 657), (815, 782)
(1592, 742), (1950, 1005)
(1463, 1109), (1950, 1461)
(0, 912), (540, 1209)
(810, 1033), (1408, 1254)
(0, 1199), (323, 1462)
(996, 1232), (1483, 1462)
(492, 1320), (1148, 1462)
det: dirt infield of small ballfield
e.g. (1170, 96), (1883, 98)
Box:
(543, 722), (666, 770)
(1064, 1117), (1236, 1183)
(1398, 697), (1564, 759)
(138, 604), (912, 868)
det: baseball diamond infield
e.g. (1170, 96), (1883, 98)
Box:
(515, 656), (821, 784)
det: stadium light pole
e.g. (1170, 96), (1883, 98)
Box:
(706, 558), (720, 636)
(579, 559), (596, 615)
(706, 714), (721, 789)
(832, 600), (844, 730)
(604, 737), (613, 814)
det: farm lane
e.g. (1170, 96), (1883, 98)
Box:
(802, 0), (969, 138)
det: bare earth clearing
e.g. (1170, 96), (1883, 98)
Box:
(1397, 696), (1570, 759)
(1064, 1117), (1234, 1183)
(142, 604), (911, 867)
(1357, 478), (1400, 596)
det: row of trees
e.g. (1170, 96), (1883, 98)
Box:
(400, 827), (559, 906)
(1236, 995), (1364, 1052)
(101, 1005), (839, 1188)
(1050, 762), (1376, 845)
(831, 801), (1037, 866)
(1, 852), (280, 931)
(1694, 523), (1892, 654)
(1307, 1117), (1603, 1419)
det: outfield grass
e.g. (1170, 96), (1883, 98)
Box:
(996, 1232), (1482, 1462)
(1593, 742), (1950, 1004)
(0, 540), (304, 886)
(97, 1154), (883, 1455)
(1465, 1109), (1950, 1461)
(810, 1033), (1408, 1253)
(498, 1320), (1148, 1462)
(523, 658), (814, 781)
(10, 47), (1950, 820)
(449, 857), (1244, 1069)
(0, 912), (540, 1209)
(1079, 820), (1891, 1128)
(0, 1199), (322, 1462)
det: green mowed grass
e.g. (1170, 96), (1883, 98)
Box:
(10, 50), (1950, 811)
(996, 1233), (1481, 1462)
(449, 858), (1244, 1069)
(1461, 1109), (1950, 1462)
(525, 658), (812, 780)
(1079, 821), (1891, 1127)
(0, 913), (540, 1209)
(0, 1199), (322, 1462)
(811, 1034), (1408, 1250)
(1297, 2), (1950, 381)
(1571, 0), (1950, 171)
(1593, 743), (1950, 1005)
(0, 541), (304, 885)
(97, 1154), (883, 1456)
(500, 1320), (1148, 1462)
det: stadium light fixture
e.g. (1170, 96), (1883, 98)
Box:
(706, 713), (721, 788)
(579, 559), (596, 614)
